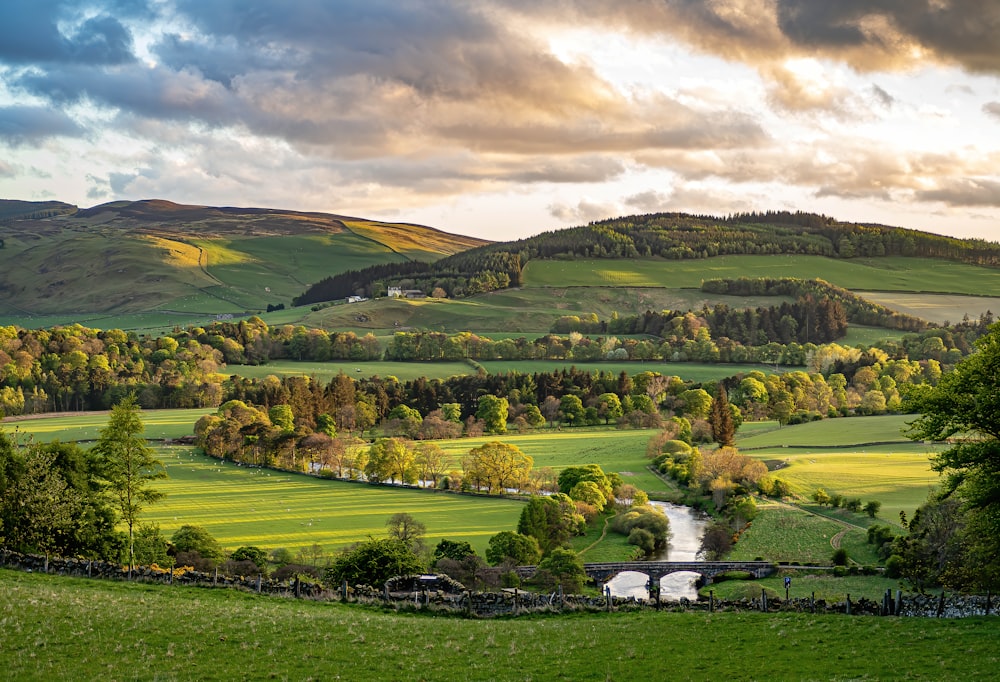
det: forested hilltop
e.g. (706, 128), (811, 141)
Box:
(294, 211), (1000, 304)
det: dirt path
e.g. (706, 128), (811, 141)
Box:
(578, 516), (611, 558)
(830, 528), (848, 550)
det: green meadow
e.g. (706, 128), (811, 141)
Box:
(737, 414), (914, 448)
(225, 359), (475, 382)
(728, 503), (879, 565)
(737, 415), (941, 524)
(146, 448), (523, 555)
(2, 408), (217, 443)
(5, 570), (1000, 681)
(523, 255), (1000, 295)
(433, 428), (667, 494)
(856, 291), (1000, 326)
(477, 359), (784, 382)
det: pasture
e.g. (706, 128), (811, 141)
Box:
(523, 255), (1000, 295)
(727, 503), (878, 565)
(302, 286), (799, 335)
(1, 408), (216, 443)
(225, 359), (474, 382)
(5, 570), (1000, 681)
(855, 291), (1000, 326)
(146, 448), (523, 555)
(432, 428), (666, 493)
(736, 414), (914, 448)
(737, 415), (941, 523)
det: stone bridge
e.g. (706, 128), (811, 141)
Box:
(516, 561), (775, 584)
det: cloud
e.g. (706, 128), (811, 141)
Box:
(624, 190), (671, 213)
(0, 159), (15, 177)
(870, 84), (895, 108)
(984, 102), (1000, 121)
(0, 1), (135, 65)
(917, 178), (1000, 208)
(506, 1), (1000, 80)
(548, 199), (618, 223)
(0, 106), (83, 145)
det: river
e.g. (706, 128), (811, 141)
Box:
(605, 501), (708, 601)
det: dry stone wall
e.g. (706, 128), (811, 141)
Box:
(1, 550), (995, 619)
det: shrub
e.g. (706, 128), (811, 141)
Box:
(324, 538), (423, 587)
(831, 548), (849, 566)
(627, 527), (656, 555)
(273, 563), (322, 581)
(231, 546), (268, 569)
(171, 525), (223, 560)
(222, 559), (262, 577)
(884, 554), (904, 579)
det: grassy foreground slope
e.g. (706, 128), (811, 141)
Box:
(3, 570), (998, 681)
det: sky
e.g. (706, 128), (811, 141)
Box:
(1, 1), (1000, 244)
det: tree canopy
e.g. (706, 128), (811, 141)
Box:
(905, 323), (1000, 589)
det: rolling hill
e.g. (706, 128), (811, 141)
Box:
(0, 199), (486, 328)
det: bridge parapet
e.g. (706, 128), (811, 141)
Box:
(515, 561), (775, 583)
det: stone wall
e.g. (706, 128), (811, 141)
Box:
(1, 550), (995, 619)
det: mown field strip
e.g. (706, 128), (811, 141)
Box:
(147, 447), (524, 553)
(524, 255), (1000, 294)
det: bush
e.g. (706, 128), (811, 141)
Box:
(171, 525), (223, 561)
(231, 546), (268, 569)
(222, 559), (262, 577)
(831, 548), (849, 566)
(884, 554), (904, 579)
(324, 539), (424, 587)
(273, 563), (323, 581)
(627, 527), (656, 555)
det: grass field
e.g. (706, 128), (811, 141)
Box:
(856, 291), (1000, 326)
(301, 287), (800, 335)
(225, 359), (475, 382)
(1, 408), (216, 443)
(145, 448), (523, 555)
(4, 570), (999, 681)
(523, 255), (1000, 295)
(728, 503), (878, 565)
(737, 415), (941, 524)
(433, 428), (667, 494)
(737, 414), (915, 448)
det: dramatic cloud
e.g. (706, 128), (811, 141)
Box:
(0, 1), (136, 65)
(0, 0), (998, 241)
(0, 106), (83, 145)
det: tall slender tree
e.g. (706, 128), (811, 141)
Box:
(711, 384), (736, 447)
(93, 395), (165, 572)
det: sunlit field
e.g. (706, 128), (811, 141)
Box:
(524, 255), (1000, 295)
(148, 447), (523, 554)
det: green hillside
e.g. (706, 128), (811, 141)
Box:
(0, 200), (485, 328)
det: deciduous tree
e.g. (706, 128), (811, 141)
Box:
(93, 395), (165, 571)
